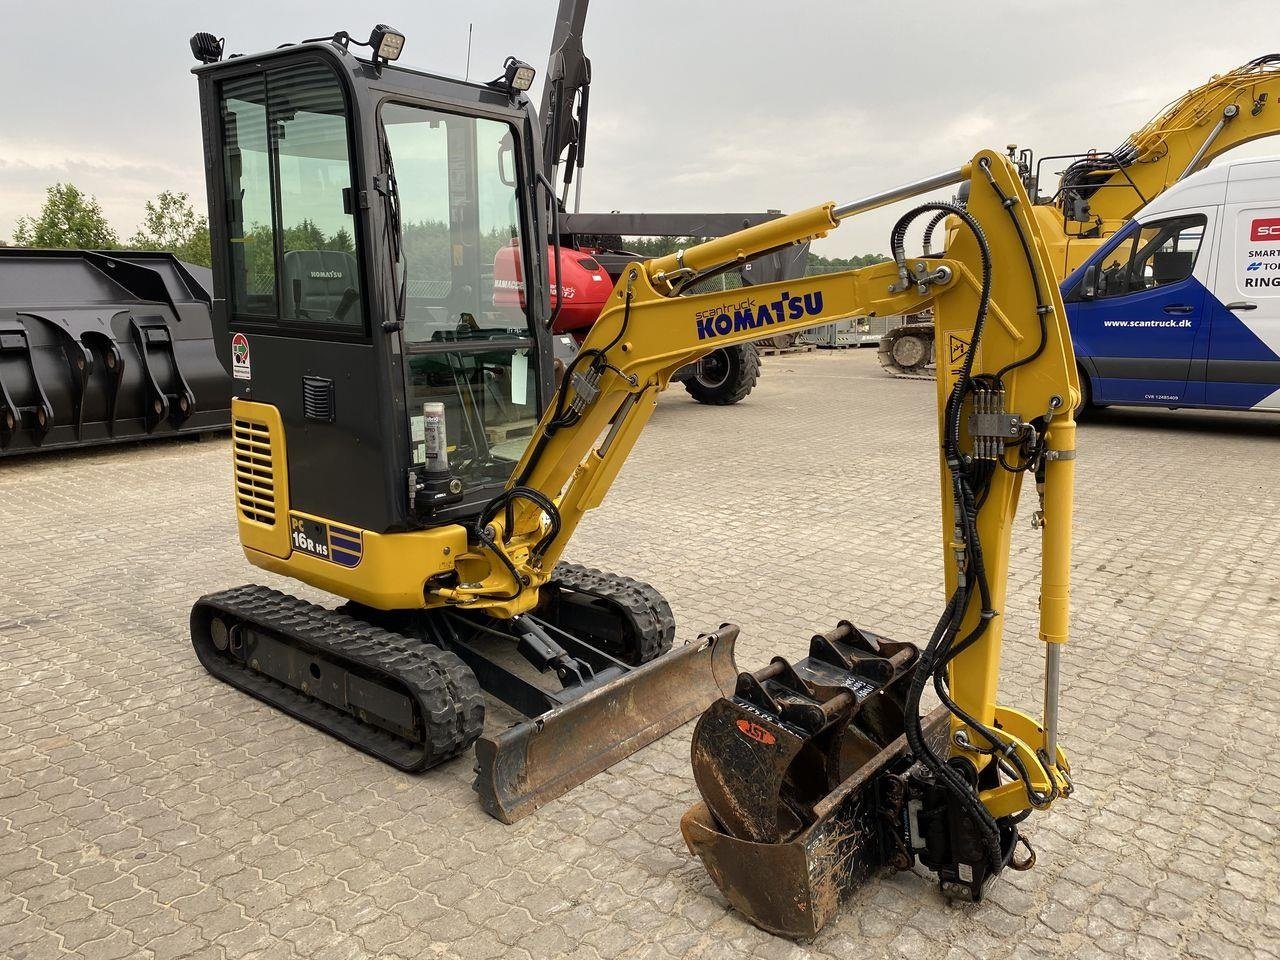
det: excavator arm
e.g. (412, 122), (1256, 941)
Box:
(441, 149), (1076, 640)
(430, 151), (1076, 915)
(1059, 54), (1280, 230)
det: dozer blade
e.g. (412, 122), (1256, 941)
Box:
(682, 706), (949, 939)
(474, 623), (740, 823)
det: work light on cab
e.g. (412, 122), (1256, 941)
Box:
(500, 57), (536, 92)
(369, 24), (405, 63)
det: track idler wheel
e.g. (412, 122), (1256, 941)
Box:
(877, 324), (936, 378)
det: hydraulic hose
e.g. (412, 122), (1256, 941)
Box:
(890, 197), (1005, 872)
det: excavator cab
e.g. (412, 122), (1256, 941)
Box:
(195, 37), (555, 537)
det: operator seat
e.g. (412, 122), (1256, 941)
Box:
(281, 249), (360, 323)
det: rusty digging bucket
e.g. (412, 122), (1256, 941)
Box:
(682, 621), (949, 938)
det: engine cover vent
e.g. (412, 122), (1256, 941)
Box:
(302, 376), (335, 422)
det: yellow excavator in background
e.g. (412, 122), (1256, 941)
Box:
(188, 24), (1077, 933)
(880, 52), (1280, 377)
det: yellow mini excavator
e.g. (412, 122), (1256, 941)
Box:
(188, 25), (1077, 922)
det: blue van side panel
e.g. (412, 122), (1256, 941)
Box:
(1066, 267), (1205, 405)
(1066, 274), (1280, 409)
(1202, 296), (1280, 407)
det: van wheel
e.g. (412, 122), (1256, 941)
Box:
(1075, 367), (1094, 420)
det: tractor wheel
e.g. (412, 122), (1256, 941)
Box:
(684, 346), (761, 405)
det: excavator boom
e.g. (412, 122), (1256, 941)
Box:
(881, 51), (1280, 379)
(1077, 53), (1280, 225)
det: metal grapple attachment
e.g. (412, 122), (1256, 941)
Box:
(683, 622), (939, 939)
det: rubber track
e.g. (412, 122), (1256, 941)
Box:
(547, 562), (675, 665)
(191, 585), (484, 771)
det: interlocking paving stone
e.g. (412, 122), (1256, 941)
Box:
(2, 350), (1278, 958)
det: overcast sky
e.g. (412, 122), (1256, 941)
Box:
(1, 0), (1276, 256)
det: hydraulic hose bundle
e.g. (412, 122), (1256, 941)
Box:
(891, 162), (1063, 878)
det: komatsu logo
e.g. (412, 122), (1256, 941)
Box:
(310, 270), (343, 279)
(694, 290), (825, 340)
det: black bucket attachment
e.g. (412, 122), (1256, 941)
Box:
(0, 248), (230, 457)
(683, 622), (934, 938)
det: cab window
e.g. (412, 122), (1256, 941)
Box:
(381, 103), (530, 340)
(381, 102), (537, 488)
(220, 76), (277, 318)
(1095, 215), (1206, 299)
(217, 61), (364, 329)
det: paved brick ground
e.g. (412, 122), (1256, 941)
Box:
(3, 349), (1279, 960)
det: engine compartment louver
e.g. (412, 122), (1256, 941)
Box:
(232, 417), (276, 525)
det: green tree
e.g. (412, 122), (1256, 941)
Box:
(130, 190), (212, 266)
(329, 227), (354, 254)
(13, 183), (118, 249)
(806, 251), (890, 272)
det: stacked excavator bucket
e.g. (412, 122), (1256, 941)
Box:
(0, 248), (230, 457)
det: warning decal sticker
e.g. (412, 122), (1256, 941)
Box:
(231, 332), (251, 380)
(948, 332), (971, 373)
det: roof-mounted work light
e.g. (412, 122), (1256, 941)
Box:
(190, 32), (225, 64)
(191, 26), (402, 68)
(368, 24), (405, 63)
(490, 57), (536, 95)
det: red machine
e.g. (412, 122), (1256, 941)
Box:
(492, 241), (612, 340)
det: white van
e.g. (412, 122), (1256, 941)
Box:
(1064, 155), (1280, 411)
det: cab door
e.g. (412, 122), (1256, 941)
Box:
(1067, 213), (1212, 405)
(1204, 172), (1280, 409)
(212, 57), (405, 536)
